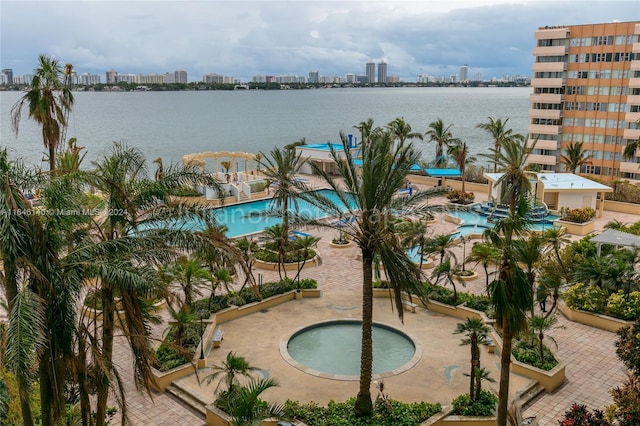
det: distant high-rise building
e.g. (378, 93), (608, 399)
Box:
(527, 21), (640, 180)
(366, 61), (376, 84)
(105, 69), (118, 84)
(476, 72), (483, 82)
(377, 61), (387, 83)
(80, 73), (101, 85)
(308, 71), (319, 83)
(2, 69), (13, 85)
(459, 64), (469, 82)
(174, 70), (188, 83)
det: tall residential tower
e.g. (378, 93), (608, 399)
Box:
(377, 61), (387, 83)
(527, 21), (640, 180)
(366, 61), (376, 84)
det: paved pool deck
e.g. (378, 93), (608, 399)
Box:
(112, 177), (633, 425)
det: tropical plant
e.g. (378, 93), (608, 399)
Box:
(559, 403), (611, 426)
(10, 54), (75, 173)
(172, 255), (211, 308)
(354, 118), (382, 148)
(431, 257), (465, 304)
(290, 234), (321, 284)
(220, 378), (285, 426)
(561, 141), (593, 174)
(79, 142), (223, 425)
(476, 117), (518, 173)
(622, 120), (640, 162)
(528, 314), (562, 364)
(483, 132), (535, 426)
(423, 234), (457, 266)
(513, 235), (544, 315)
(386, 117), (423, 147)
(608, 374), (640, 426)
(297, 128), (438, 417)
(454, 318), (491, 401)
(425, 118), (459, 164)
(206, 351), (259, 394)
(447, 140), (475, 193)
(466, 242), (500, 288)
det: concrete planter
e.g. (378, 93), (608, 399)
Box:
(328, 240), (353, 249)
(558, 300), (633, 333)
(455, 271), (478, 281)
(420, 406), (496, 425)
(552, 219), (595, 236)
(254, 255), (321, 271)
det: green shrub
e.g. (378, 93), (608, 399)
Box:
(152, 343), (192, 371)
(254, 249), (316, 263)
(451, 390), (497, 416)
(606, 291), (640, 320)
(446, 190), (475, 204)
(562, 207), (596, 223)
(427, 285), (492, 316)
(512, 339), (558, 371)
(169, 186), (202, 197)
(562, 283), (608, 313)
(282, 398), (441, 426)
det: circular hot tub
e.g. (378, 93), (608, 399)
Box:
(280, 319), (422, 380)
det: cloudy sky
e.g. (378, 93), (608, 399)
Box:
(1, 1), (638, 82)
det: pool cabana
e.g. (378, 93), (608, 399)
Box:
(484, 172), (612, 217)
(296, 142), (360, 175)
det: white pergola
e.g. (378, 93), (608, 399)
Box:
(590, 228), (640, 256)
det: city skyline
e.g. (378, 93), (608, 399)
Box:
(1, 1), (637, 82)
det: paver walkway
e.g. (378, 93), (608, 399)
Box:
(111, 179), (632, 425)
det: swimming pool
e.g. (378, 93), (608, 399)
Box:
(448, 209), (559, 239)
(181, 189), (356, 238)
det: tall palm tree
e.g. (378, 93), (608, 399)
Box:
(11, 54), (74, 173)
(454, 318), (491, 401)
(354, 118), (381, 149)
(386, 118), (423, 147)
(483, 134), (535, 426)
(560, 141), (593, 174)
(299, 129), (437, 417)
(477, 117), (517, 173)
(528, 314), (561, 364)
(257, 146), (307, 252)
(447, 140), (475, 193)
(424, 234), (457, 266)
(425, 118), (459, 163)
(513, 236), (544, 316)
(81, 142), (222, 425)
(431, 257), (465, 304)
(291, 234), (321, 284)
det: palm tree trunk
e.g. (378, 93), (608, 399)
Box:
(470, 336), (478, 400)
(39, 349), (54, 426)
(49, 144), (56, 173)
(96, 286), (115, 426)
(354, 249), (374, 417)
(496, 321), (513, 426)
(4, 262), (35, 426)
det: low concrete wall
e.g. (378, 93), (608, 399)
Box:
(552, 219), (595, 236)
(151, 363), (197, 392)
(558, 300), (633, 333)
(596, 199), (640, 215)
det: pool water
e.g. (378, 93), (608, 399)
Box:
(286, 320), (416, 377)
(179, 189), (356, 238)
(448, 209), (559, 239)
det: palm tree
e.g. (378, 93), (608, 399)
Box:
(424, 234), (457, 266)
(513, 236), (544, 316)
(425, 118), (459, 163)
(466, 242), (500, 288)
(483, 134), (535, 426)
(260, 223), (291, 280)
(447, 140), (475, 193)
(224, 378), (285, 426)
(454, 318), (491, 401)
(487, 135), (535, 214)
(298, 129), (436, 417)
(354, 118), (381, 148)
(173, 255), (211, 308)
(622, 120), (640, 161)
(206, 351), (259, 394)
(542, 227), (571, 284)
(257, 146), (307, 256)
(528, 314), (562, 363)
(11, 54), (74, 173)
(291, 234), (321, 284)
(477, 117), (518, 173)
(81, 142), (222, 425)
(561, 141), (593, 174)
(431, 257), (466, 304)
(386, 118), (423, 147)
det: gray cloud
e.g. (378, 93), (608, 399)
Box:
(1, 1), (638, 82)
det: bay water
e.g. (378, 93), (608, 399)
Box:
(1, 87), (530, 169)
